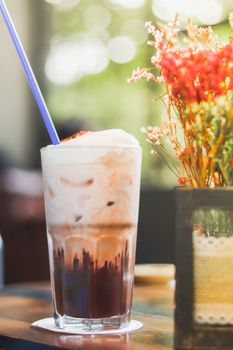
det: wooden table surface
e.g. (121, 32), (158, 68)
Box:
(0, 280), (174, 350)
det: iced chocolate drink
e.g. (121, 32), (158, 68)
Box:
(41, 129), (141, 330)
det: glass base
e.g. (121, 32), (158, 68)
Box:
(54, 312), (131, 331)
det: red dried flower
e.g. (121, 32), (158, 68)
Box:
(178, 176), (189, 186)
(157, 44), (233, 105)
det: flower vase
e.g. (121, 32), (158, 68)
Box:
(174, 187), (233, 349)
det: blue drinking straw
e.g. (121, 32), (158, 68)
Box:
(0, 0), (60, 145)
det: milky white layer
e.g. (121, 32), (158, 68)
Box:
(41, 129), (141, 226)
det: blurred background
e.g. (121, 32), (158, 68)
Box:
(0, 0), (232, 284)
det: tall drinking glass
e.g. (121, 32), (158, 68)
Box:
(41, 142), (141, 331)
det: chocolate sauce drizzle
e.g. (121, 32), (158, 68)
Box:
(53, 241), (131, 318)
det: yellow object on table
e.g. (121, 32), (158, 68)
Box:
(134, 264), (175, 284)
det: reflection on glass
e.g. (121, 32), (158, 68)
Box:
(192, 209), (233, 238)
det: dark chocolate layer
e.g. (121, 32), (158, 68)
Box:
(53, 241), (132, 318)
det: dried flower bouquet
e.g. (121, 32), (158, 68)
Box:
(129, 15), (233, 188)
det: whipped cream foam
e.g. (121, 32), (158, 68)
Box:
(59, 129), (140, 147)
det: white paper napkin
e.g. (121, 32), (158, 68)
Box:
(32, 318), (143, 335)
